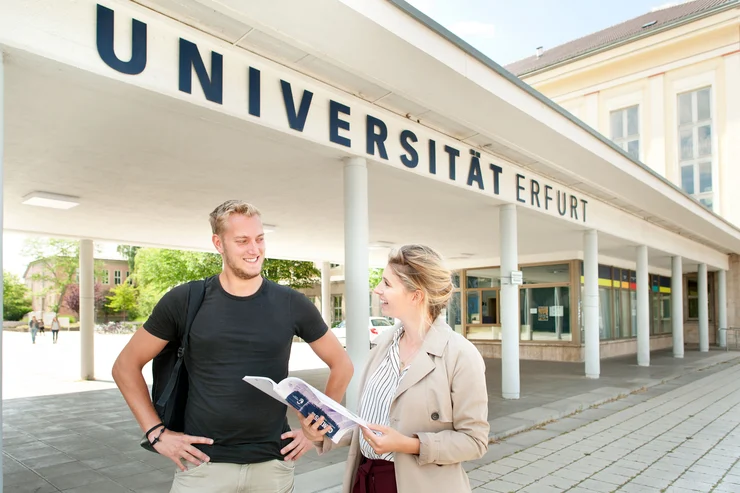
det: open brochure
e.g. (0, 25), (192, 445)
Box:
(242, 376), (369, 443)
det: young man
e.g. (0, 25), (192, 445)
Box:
(113, 200), (353, 492)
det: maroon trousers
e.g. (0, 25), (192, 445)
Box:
(352, 457), (398, 493)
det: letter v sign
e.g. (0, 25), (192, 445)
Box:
(280, 80), (314, 132)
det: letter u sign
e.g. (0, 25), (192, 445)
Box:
(96, 4), (147, 75)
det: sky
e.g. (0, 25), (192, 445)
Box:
(405, 0), (693, 66)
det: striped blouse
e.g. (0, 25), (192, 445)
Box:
(359, 328), (409, 462)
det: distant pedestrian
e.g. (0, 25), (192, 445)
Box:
(51, 316), (61, 344)
(29, 316), (39, 344)
(38, 318), (45, 336)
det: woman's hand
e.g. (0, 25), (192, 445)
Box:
(361, 424), (420, 455)
(298, 411), (331, 443)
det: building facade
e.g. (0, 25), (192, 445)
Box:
(24, 257), (130, 317)
(505, 0), (739, 352)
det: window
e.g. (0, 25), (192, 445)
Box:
(522, 264), (570, 285)
(446, 272), (462, 334)
(613, 268), (632, 339)
(465, 268), (500, 340)
(599, 287), (613, 340)
(687, 278), (699, 319)
(101, 270), (110, 284)
(684, 274), (713, 322)
(610, 105), (640, 159)
(521, 286), (571, 341)
(581, 265), (670, 340)
(446, 291), (462, 334)
(114, 270), (122, 285)
(678, 87), (713, 209)
(332, 295), (343, 325)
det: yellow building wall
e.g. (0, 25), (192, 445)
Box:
(523, 19), (740, 225)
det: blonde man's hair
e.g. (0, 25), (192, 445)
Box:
(386, 244), (453, 332)
(209, 200), (262, 236)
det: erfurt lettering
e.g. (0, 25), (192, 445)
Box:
(514, 173), (588, 223)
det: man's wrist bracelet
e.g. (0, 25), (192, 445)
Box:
(150, 427), (167, 446)
(145, 423), (165, 439)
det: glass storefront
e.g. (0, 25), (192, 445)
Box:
(454, 262), (572, 342)
(444, 260), (678, 346)
(579, 263), (671, 340)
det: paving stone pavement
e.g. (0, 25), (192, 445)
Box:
(3, 350), (737, 492)
(466, 362), (740, 493)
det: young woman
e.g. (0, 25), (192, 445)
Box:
(51, 316), (61, 344)
(302, 244), (489, 492)
(29, 316), (39, 344)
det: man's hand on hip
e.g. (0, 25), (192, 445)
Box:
(153, 429), (214, 471)
(280, 429), (312, 461)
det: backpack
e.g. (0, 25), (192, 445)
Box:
(140, 277), (209, 452)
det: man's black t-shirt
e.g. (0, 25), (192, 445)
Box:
(144, 276), (328, 464)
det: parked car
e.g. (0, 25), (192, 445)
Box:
(331, 317), (395, 347)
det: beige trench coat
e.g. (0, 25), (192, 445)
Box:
(318, 317), (489, 493)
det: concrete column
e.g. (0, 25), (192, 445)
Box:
(671, 256), (684, 358)
(698, 263), (709, 352)
(500, 205), (520, 400)
(80, 239), (95, 380)
(0, 50), (6, 490)
(636, 246), (650, 366)
(647, 74), (666, 176)
(343, 157), (369, 411)
(584, 230), (600, 379)
(719, 269), (727, 348)
(320, 262), (332, 327)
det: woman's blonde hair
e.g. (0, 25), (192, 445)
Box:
(386, 244), (453, 330)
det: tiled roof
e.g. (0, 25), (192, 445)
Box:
(506, 0), (738, 76)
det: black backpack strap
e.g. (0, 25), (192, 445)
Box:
(179, 278), (207, 357)
(154, 278), (208, 412)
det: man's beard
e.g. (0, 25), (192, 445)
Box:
(225, 255), (261, 280)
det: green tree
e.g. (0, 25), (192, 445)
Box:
(131, 249), (322, 319)
(117, 245), (140, 272)
(22, 238), (80, 313)
(135, 284), (162, 322)
(134, 248), (321, 292)
(261, 260), (320, 289)
(3, 272), (33, 321)
(22, 238), (106, 313)
(369, 268), (383, 291)
(134, 249), (223, 292)
(106, 283), (138, 321)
